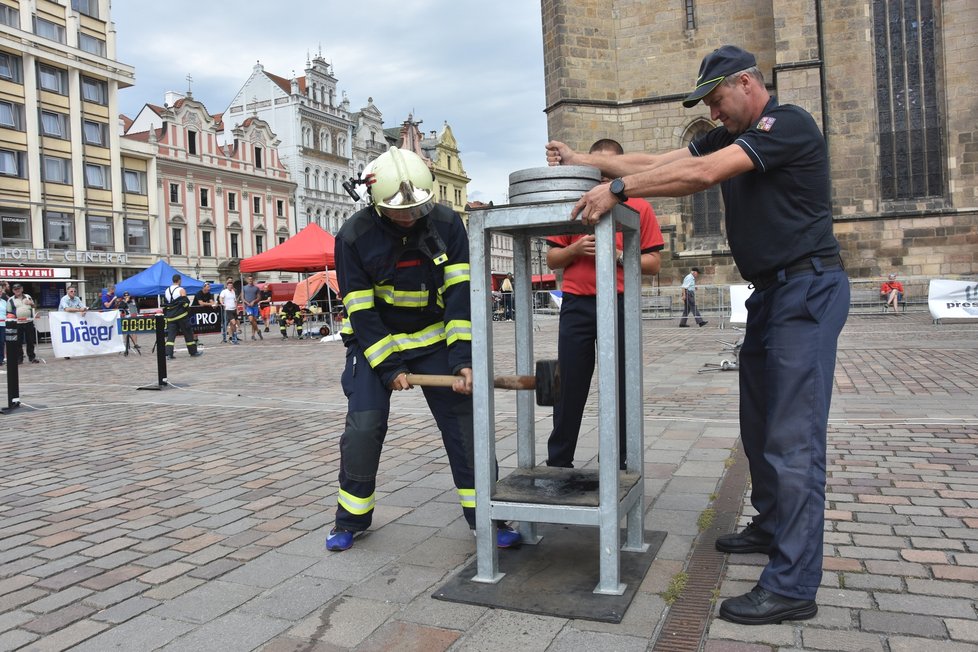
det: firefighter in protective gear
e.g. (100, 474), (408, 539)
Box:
(326, 147), (519, 552)
(163, 274), (201, 359)
(279, 300), (304, 339)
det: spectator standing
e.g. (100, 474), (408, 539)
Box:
(546, 44), (849, 625)
(880, 273), (904, 313)
(100, 283), (119, 311)
(500, 273), (514, 321)
(163, 274), (202, 359)
(0, 281), (9, 366)
(258, 283), (273, 332)
(679, 267), (708, 327)
(194, 282), (216, 307)
(58, 286), (87, 313)
(545, 138), (664, 469)
(242, 275), (263, 340)
(218, 279), (239, 344)
(9, 283), (39, 364)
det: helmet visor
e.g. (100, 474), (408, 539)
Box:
(379, 198), (434, 225)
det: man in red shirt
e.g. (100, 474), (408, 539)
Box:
(880, 273), (904, 312)
(545, 138), (664, 469)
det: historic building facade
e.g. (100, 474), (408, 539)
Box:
(0, 0), (142, 305)
(223, 55), (387, 235)
(122, 93), (295, 282)
(541, 0), (977, 285)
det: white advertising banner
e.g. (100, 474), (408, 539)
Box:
(928, 279), (978, 322)
(49, 310), (125, 358)
(729, 284), (752, 324)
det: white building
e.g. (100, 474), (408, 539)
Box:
(222, 54), (386, 234)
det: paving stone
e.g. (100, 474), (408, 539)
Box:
(945, 617), (978, 643)
(92, 596), (160, 624)
(288, 596), (409, 648)
(801, 627), (885, 651)
(0, 628), (38, 651)
(875, 593), (976, 618)
(68, 614), (195, 652)
(889, 636), (978, 652)
(157, 611), (291, 652)
(239, 574), (348, 621)
(149, 580), (262, 624)
(220, 551), (318, 588)
(356, 620), (462, 652)
(859, 610), (947, 637)
(23, 585), (92, 614)
(22, 602), (97, 634)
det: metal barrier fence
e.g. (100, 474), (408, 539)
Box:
(525, 276), (968, 321)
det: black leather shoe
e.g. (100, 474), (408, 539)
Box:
(699, 321), (709, 327)
(715, 522), (772, 554)
(678, 324), (690, 328)
(719, 586), (817, 625)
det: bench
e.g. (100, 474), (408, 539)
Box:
(642, 294), (673, 317)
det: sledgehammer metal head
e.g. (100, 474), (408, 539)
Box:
(404, 358), (560, 406)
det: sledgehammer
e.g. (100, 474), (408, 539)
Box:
(405, 359), (560, 406)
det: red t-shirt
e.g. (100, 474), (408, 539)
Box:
(547, 198), (664, 295)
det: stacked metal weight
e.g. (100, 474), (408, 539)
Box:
(507, 165), (600, 204)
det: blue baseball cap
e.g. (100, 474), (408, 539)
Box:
(683, 45), (757, 108)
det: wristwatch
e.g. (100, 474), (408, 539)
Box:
(609, 177), (628, 203)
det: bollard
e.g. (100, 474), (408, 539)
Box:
(137, 315), (168, 391)
(2, 317), (20, 413)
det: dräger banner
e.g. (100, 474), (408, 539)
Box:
(50, 310), (125, 358)
(928, 279), (978, 322)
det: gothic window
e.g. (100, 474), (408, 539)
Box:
(337, 136), (347, 157)
(872, 0), (944, 200)
(303, 167), (310, 188)
(302, 125), (311, 148)
(320, 129), (330, 153)
(683, 120), (722, 239)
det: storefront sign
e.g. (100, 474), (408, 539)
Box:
(0, 267), (71, 279)
(0, 247), (131, 265)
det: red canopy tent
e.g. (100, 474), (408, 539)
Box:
(239, 223), (336, 273)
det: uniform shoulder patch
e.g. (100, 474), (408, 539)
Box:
(756, 116), (776, 132)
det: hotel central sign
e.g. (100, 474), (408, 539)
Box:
(0, 248), (131, 265)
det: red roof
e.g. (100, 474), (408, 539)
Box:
(264, 70), (306, 96)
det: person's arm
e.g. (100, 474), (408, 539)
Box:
(565, 144), (755, 223)
(546, 236), (593, 270)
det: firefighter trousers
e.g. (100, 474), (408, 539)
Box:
(334, 342), (476, 532)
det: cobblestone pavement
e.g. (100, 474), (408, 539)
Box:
(0, 312), (975, 651)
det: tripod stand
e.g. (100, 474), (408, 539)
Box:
(123, 332), (142, 356)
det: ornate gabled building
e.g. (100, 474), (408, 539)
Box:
(122, 92), (295, 281)
(223, 54), (387, 235)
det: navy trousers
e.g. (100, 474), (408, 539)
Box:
(335, 343), (476, 532)
(547, 293), (627, 469)
(739, 265), (849, 600)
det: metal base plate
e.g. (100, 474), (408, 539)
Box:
(433, 524), (666, 623)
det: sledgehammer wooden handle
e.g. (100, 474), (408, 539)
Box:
(404, 374), (536, 391)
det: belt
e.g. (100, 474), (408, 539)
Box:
(749, 254), (843, 291)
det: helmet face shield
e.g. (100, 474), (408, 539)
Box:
(378, 198), (434, 226)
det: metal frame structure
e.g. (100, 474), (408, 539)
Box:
(468, 200), (648, 595)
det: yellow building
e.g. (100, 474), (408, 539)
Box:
(0, 0), (141, 306)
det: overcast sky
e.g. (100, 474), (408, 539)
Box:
(111, 1), (550, 205)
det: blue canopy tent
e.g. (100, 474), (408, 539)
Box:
(115, 260), (222, 298)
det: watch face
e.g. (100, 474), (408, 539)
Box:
(610, 178), (624, 194)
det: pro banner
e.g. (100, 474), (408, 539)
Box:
(928, 279), (978, 322)
(50, 310), (125, 358)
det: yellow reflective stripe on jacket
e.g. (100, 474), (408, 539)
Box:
(364, 334), (397, 366)
(343, 289), (374, 315)
(165, 310), (188, 322)
(442, 263), (470, 290)
(373, 285), (430, 309)
(363, 322), (449, 367)
(458, 488), (475, 509)
(444, 319), (472, 345)
(338, 489), (375, 515)
(340, 317), (353, 335)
